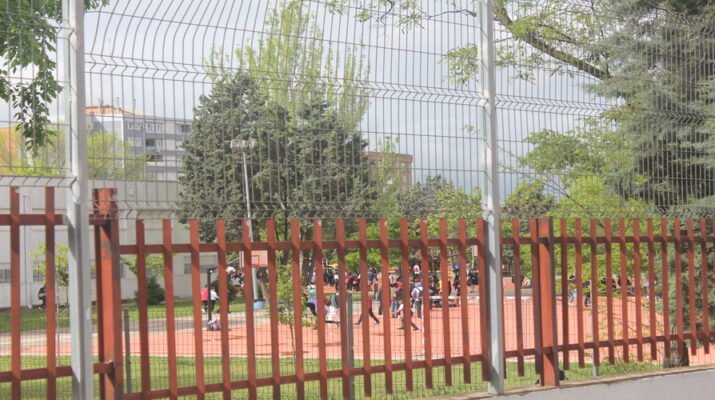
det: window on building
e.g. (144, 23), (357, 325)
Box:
(148, 154), (164, 162)
(0, 268), (10, 283)
(145, 138), (156, 147)
(179, 124), (191, 134)
(155, 123), (164, 132)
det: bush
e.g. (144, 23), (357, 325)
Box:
(135, 276), (165, 305)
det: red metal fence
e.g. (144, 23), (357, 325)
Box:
(1, 187), (714, 399)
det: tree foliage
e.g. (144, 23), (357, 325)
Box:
(1, 0), (108, 153)
(0, 127), (146, 179)
(179, 1), (373, 243)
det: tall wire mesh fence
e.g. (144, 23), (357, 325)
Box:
(3, 0), (715, 399)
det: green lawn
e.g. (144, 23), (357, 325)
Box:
(0, 300), (246, 334)
(0, 355), (662, 400)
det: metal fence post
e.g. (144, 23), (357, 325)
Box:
(124, 308), (132, 394)
(62, 0), (93, 398)
(535, 217), (559, 386)
(347, 294), (355, 400)
(479, 0), (505, 394)
(93, 188), (124, 399)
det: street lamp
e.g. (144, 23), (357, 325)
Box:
(230, 138), (260, 307)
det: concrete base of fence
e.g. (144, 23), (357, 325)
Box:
(431, 366), (715, 400)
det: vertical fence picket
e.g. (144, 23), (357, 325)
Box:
(646, 220), (658, 360)
(311, 219), (327, 399)
(163, 220), (179, 399)
(244, 220), (259, 400)
(686, 220), (697, 355)
(604, 219), (615, 364)
(438, 219), (452, 386)
(378, 220), (394, 394)
(402, 219), (415, 391)
(267, 220), (283, 400)
(529, 219), (542, 379)
(44, 187), (57, 400)
(358, 219), (372, 396)
(135, 220), (151, 395)
(536, 218), (558, 387)
(701, 219), (710, 354)
(617, 219), (629, 363)
(336, 219), (351, 398)
(632, 220), (644, 362)
(511, 219), (525, 376)
(9, 187), (21, 399)
(660, 218), (671, 360)
(574, 219), (585, 368)
(95, 188), (123, 399)
(189, 220), (206, 399)
(476, 219), (490, 382)
(457, 219), (471, 383)
(589, 219), (600, 368)
(215, 220), (231, 400)
(289, 220), (305, 399)
(559, 219), (569, 370)
(418, 219), (432, 388)
(673, 218), (685, 359)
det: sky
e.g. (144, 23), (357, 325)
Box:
(2, 0), (613, 201)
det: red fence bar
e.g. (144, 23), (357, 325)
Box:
(574, 219), (585, 367)
(358, 219), (373, 397)
(457, 219), (471, 383)
(44, 187), (57, 400)
(701, 219), (710, 353)
(94, 188), (124, 400)
(617, 219), (629, 363)
(646, 219), (658, 360)
(267, 220), (283, 399)
(418, 219), (432, 389)
(660, 219), (672, 360)
(686, 220), (697, 355)
(632, 219), (644, 362)
(135, 220), (151, 395)
(536, 218), (558, 387)
(476, 219), (490, 382)
(438, 219), (453, 386)
(402, 219), (415, 391)
(589, 219), (600, 367)
(559, 219), (570, 370)
(216, 220), (232, 400)
(189, 220), (206, 400)
(511, 219), (525, 375)
(289, 220), (305, 399)
(379, 220), (394, 394)
(336, 219), (351, 398)
(245, 220), (259, 400)
(529, 219), (542, 378)
(673, 218), (685, 359)
(163, 219), (179, 400)
(10, 187), (21, 399)
(604, 219), (615, 364)
(311, 219), (327, 399)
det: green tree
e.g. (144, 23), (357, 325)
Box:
(179, 1), (373, 244)
(1, 0), (108, 153)
(2, 128), (147, 179)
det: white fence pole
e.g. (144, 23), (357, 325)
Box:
(479, 0), (505, 394)
(63, 0), (93, 398)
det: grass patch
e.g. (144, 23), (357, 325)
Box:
(0, 356), (663, 400)
(0, 300), (246, 334)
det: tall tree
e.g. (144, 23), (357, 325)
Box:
(179, 1), (373, 243)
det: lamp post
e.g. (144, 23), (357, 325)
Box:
(230, 138), (259, 307)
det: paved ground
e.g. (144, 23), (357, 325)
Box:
(9, 294), (714, 367)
